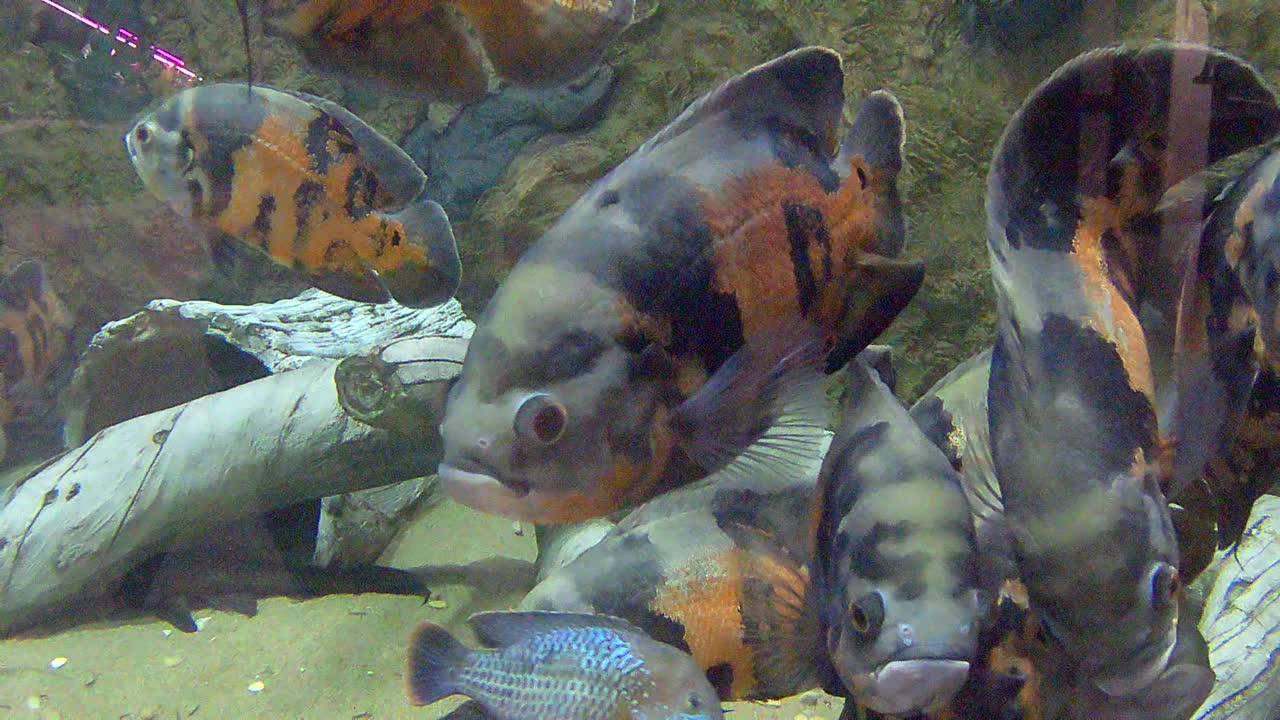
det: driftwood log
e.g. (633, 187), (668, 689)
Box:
(58, 289), (473, 570)
(1194, 494), (1280, 719)
(0, 291), (473, 634)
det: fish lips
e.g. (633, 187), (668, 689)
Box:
(848, 657), (971, 716)
(1083, 624), (1178, 697)
(438, 460), (540, 517)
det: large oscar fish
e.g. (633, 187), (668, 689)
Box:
(984, 42), (1277, 700)
(439, 46), (922, 523)
(261, 0), (635, 102)
(125, 84), (460, 307)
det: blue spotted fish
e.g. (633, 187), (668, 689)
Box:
(406, 610), (723, 720)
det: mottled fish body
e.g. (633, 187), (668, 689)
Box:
(811, 353), (981, 716)
(262, 0), (635, 102)
(406, 610), (722, 719)
(984, 43), (1277, 701)
(440, 46), (921, 523)
(124, 83), (460, 307)
(523, 460), (834, 702)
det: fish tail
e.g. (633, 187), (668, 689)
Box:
(406, 622), (469, 706)
(378, 198), (462, 308)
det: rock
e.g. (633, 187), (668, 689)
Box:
(401, 64), (618, 223)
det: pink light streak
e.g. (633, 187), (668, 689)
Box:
(33, 0), (202, 81)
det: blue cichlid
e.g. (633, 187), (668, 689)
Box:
(406, 610), (723, 720)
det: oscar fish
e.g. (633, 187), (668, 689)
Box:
(406, 610), (723, 720)
(124, 83), (461, 308)
(261, 0), (635, 102)
(983, 42), (1276, 700)
(521, 452), (836, 702)
(0, 260), (74, 458)
(439, 46), (923, 524)
(812, 352), (981, 716)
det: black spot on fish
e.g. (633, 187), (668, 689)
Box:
(705, 663), (735, 699)
(304, 113), (335, 175)
(322, 238), (350, 263)
(186, 179), (205, 218)
(253, 194), (276, 237)
(189, 85), (265, 218)
(598, 189), (620, 208)
(0, 330), (23, 387)
(344, 166), (376, 220)
(293, 180), (327, 241)
(842, 520), (912, 582)
(782, 202), (824, 316)
(949, 551), (980, 598)
(390, 230), (402, 247)
(856, 166), (868, 190)
(896, 564), (927, 601)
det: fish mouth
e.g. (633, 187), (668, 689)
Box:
(438, 461), (543, 519)
(1087, 629), (1178, 696)
(850, 659), (971, 715)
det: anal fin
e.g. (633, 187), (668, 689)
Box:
(718, 519), (828, 697)
(304, 265), (392, 304)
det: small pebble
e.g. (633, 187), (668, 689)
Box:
(161, 629), (172, 638)
(48, 657), (67, 670)
(427, 598), (448, 609)
(26, 696), (41, 710)
(247, 680), (266, 694)
(162, 656), (183, 668)
(800, 691), (821, 706)
(194, 616), (211, 631)
(512, 521), (524, 536)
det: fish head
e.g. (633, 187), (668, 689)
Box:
(125, 93), (199, 218)
(439, 262), (678, 524)
(823, 510), (981, 715)
(1011, 468), (1182, 698)
(638, 641), (726, 720)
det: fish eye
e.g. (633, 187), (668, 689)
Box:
(514, 393), (567, 445)
(1149, 562), (1180, 612)
(134, 125), (151, 144)
(848, 591), (884, 637)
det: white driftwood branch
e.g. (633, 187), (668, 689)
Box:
(0, 358), (435, 635)
(61, 289), (472, 445)
(1195, 494), (1280, 719)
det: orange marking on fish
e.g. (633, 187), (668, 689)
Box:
(702, 161), (878, 339)
(650, 548), (756, 699)
(1073, 199), (1155, 400)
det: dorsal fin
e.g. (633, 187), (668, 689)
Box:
(636, 46), (845, 159)
(0, 260), (46, 308)
(468, 610), (646, 648)
(276, 87), (429, 208)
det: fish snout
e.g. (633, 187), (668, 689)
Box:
(853, 658), (971, 716)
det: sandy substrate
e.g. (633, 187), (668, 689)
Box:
(0, 497), (844, 719)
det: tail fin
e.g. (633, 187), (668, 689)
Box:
(406, 622), (469, 706)
(380, 198), (462, 308)
(838, 90), (906, 257)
